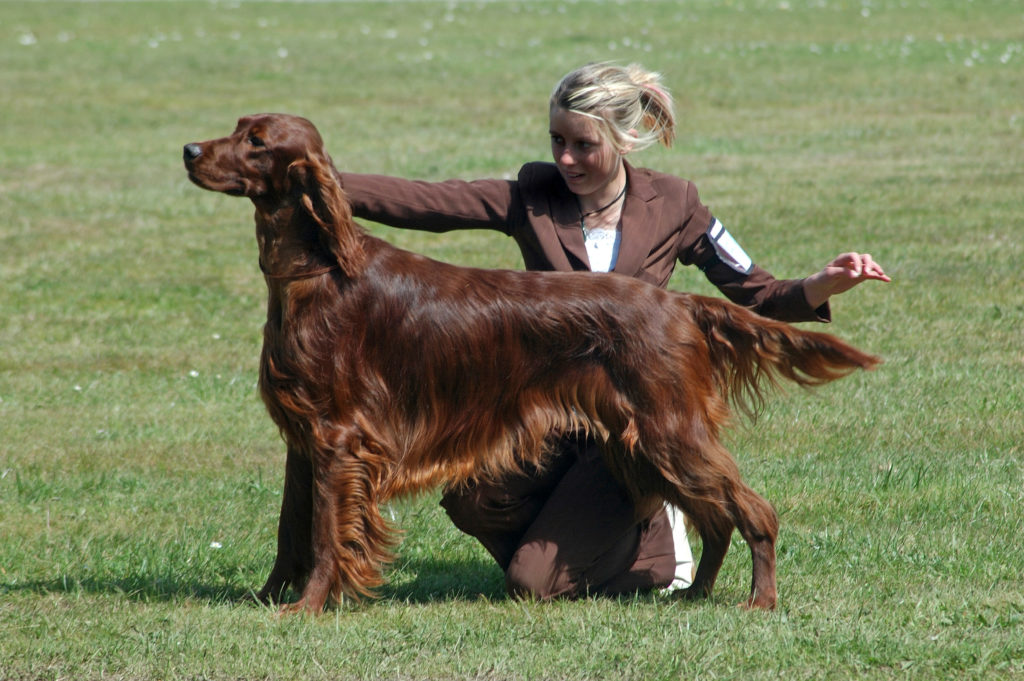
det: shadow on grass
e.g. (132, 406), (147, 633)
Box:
(0, 555), (506, 608)
(379, 555), (506, 603)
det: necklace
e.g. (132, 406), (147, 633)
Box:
(579, 181), (627, 229)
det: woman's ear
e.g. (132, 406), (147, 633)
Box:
(621, 129), (638, 155)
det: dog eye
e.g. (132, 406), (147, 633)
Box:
(248, 134), (266, 147)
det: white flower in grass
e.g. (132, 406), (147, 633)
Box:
(19, 32), (38, 46)
(189, 370), (200, 378)
(210, 541), (223, 549)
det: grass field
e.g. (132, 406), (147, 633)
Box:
(1, 0), (1022, 679)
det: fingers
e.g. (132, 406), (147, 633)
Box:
(832, 252), (891, 282)
(856, 253), (891, 282)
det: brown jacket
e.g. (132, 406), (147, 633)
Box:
(340, 161), (829, 323)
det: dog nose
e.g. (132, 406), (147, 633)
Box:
(183, 143), (202, 162)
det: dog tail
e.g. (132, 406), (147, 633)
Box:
(689, 294), (881, 415)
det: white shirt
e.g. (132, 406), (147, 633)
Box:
(583, 226), (622, 273)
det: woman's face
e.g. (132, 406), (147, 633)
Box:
(549, 106), (625, 202)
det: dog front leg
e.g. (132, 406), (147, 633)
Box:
(255, 447), (313, 605)
(285, 439), (395, 614)
(281, 452), (345, 614)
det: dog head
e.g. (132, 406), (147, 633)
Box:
(184, 114), (364, 276)
(183, 113), (330, 200)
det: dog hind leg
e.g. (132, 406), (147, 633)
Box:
(638, 424), (777, 609)
(726, 481), (778, 609)
(670, 497), (732, 603)
(669, 481), (778, 610)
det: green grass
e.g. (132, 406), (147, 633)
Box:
(1, 0), (1022, 679)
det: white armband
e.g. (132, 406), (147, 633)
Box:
(708, 218), (753, 274)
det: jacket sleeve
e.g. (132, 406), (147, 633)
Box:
(705, 258), (831, 323)
(337, 172), (520, 235)
(673, 182), (830, 323)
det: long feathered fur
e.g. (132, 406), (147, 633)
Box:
(184, 114), (880, 613)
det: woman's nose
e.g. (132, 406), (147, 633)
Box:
(558, 148), (576, 166)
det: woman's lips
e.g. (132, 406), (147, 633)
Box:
(561, 169), (585, 184)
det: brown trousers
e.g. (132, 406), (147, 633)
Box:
(440, 433), (675, 599)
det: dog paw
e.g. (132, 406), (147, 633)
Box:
(741, 593), (777, 610)
(672, 584), (711, 602)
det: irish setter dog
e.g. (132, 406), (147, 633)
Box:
(183, 114), (879, 614)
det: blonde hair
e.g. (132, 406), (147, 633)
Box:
(550, 62), (676, 154)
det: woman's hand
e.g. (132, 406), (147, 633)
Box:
(803, 252), (891, 309)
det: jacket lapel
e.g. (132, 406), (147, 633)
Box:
(612, 162), (660, 278)
(551, 179), (591, 271)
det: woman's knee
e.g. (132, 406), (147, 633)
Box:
(505, 541), (571, 600)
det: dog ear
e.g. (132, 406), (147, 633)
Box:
(290, 153), (366, 276)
